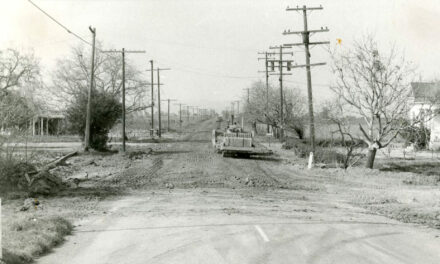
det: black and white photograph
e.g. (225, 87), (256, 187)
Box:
(1, 0), (440, 263)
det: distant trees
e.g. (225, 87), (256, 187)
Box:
(243, 81), (306, 138)
(329, 36), (417, 168)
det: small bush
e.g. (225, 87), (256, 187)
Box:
(66, 90), (122, 151)
(401, 125), (431, 149)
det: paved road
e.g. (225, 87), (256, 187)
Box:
(37, 120), (440, 264)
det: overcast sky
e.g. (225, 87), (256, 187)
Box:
(2, 0), (440, 113)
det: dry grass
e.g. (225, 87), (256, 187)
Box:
(2, 215), (72, 264)
(1, 193), (116, 264)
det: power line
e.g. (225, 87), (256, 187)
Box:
(142, 37), (255, 53)
(28, 0), (147, 75)
(172, 67), (259, 79)
(28, 0), (91, 45)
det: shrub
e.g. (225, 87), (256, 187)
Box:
(0, 158), (36, 193)
(0, 136), (37, 193)
(66, 90), (122, 151)
(401, 125), (431, 149)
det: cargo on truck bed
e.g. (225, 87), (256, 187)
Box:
(212, 129), (273, 158)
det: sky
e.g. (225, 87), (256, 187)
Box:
(2, 0), (440, 114)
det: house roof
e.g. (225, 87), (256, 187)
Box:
(411, 82), (440, 103)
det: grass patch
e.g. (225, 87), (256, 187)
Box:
(3, 215), (73, 264)
(379, 160), (440, 176)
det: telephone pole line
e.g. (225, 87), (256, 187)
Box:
(283, 4), (329, 166)
(186, 105), (190, 123)
(162, 98), (176, 132)
(174, 103), (184, 132)
(101, 48), (145, 152)
(146, 66), (170, 138)
(84, 26), (96, 151)
(149, 60), (154, 134)
(156, 68), (170, 137)
(268, 46), (293, 139)
(258, 51), (275, 133)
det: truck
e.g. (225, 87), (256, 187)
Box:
(212, 127), (273, 158)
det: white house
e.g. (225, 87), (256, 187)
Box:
(409, 82), (440, 150)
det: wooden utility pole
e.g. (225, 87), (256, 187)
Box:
(283, 4), (329, 167)
(268, 46), (293, 139)
(258, 51), (274, 133)
(102, 49), (145, 151)
(174, 103), (184, 132)
(122, 49), (126, 150)
(157, 68), (170, 137)
(243, 88), (250, 104)
(189, 106), (197, 120)
(186, 105), (190, 123)
(234, 100), (240, 114)
(157, 69), (161, 137)
(84, 26), (96, 151)
(230, 102), (235, 124)
(149, 60), (154, 134)
(146, 66), (170, 138)
(162, 99), (176, 132)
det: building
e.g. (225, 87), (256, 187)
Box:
(30, 111), (65, 136)
(409, 82), (440, 150)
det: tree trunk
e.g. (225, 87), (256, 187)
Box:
(366, 147), (377, 169)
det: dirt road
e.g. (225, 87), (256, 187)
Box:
(37, 119), (440, 264)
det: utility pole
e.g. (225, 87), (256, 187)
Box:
(268, 46), (293, 139)
(283, 4), (329, 167)
(149, 60), (154, 134)
(188, 106), (198, 121)
(186, 105), (190, 123)
(162, 99), (176, 132)
(230, 101), (235, 124)
(243, 88), (250, 104)
(146, 66), (170, 138)
(157, 68), (170, 137)
(233, 100), (240, 114)
(157, 69), (161, 137)
(174, 103), (184, 132)
(84, 26), (96, 152)
(102, 48), (146, 152)
(258, 51), (274, 133)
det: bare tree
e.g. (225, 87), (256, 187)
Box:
(0, 49), (39, 92)
(330, 36), (418, 168)
(243, 81), (306, 137)
(50, 43), (149, 113)
(322, 99), (364, 169)
(0, 49), (41, 130)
